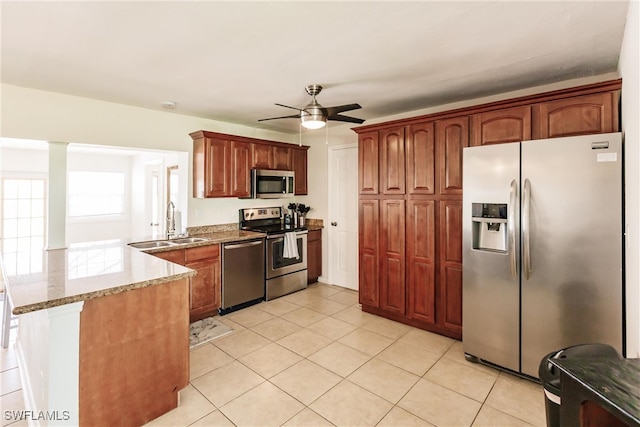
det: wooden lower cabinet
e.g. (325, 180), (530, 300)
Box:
(307, 229), (322, 284)
(359, 199), (379, 307)
(407, 199), (436, 324)
(152, 245), (221, 322)
(438, 200), (463, 335)
(359, 198), (461, 339)
(379, 199), (406, 315)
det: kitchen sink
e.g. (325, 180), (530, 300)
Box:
(169, 237), (209, 244)
(128, 240), (179, 249)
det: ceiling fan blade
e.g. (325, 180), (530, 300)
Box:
(325, 103), (362, 115)
(258, 114), (301, 122)
(275, 103), (305, 112)
(327, 114), (365, 124)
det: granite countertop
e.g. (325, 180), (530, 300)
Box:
(2, 224), (310, 315)
(2, 240), (195, 315)
(550, 358), (640, 425)
(137, 229), (266, 255)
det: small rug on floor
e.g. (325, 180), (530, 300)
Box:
(189, 317), (234, 348)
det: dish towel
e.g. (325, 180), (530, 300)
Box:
(283, 232), (299, 259)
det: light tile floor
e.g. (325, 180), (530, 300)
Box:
(0, 284), (547, 427)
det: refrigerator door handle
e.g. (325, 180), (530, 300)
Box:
(523, 178), (532, 279)
(509, 179), (518, 279)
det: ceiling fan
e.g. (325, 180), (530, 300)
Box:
(258, 84), (364, 129)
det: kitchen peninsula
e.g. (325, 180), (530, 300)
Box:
(2, 240), (196, 426)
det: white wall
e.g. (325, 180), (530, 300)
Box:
(0, 84), (298, 228)
(619, 0), (640, 358)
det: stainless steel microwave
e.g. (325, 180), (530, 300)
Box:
(251, 169), (295, 198)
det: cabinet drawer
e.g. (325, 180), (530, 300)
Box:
(185, 244), (220, 262)
(153, 249), (185, 265)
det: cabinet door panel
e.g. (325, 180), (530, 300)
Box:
(442, 265), (462, 331)
(205, 138), (230, 197)
(292, 148), (308, 195)
(252, 143), (273, 169)
(307, 229), (322, 283)
(230, 141), (251, 197)
(406, 122), (435, 195)
(407, 200), (436, 324)
(380, 127), (405, 195)
(187, 259), (220, 319)
(359, 132), (379, 195)
(273, 146), (292, 170)
(436, 117), (469, 195)
(472, 106), (532, 146)
(380, 199), (405, 315)
(537, 92), (615, 138)
(359, 200), (379, 306)
(439, 200), (463, 333)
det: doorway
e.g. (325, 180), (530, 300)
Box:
(328, 144), (358, 290)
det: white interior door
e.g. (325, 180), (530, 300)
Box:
(145, 163), (163, 238)
(328, 144), (358, 290)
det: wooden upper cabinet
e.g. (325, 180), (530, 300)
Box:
(380, 126), (406, 195)
(252, 143), (273, 169)
(203, 137), (230, 198)
(536, 92), (618, 139)
(406, 121), (435, 195)
(292, 147), (308, 195)
(192, 131), (309, 198)
(358, 131), (379, 195)
(230, 140), (251, 197)
(436, 116), (469, 196)
(273, 146), (292, 170)
(472, 106), (532, 146)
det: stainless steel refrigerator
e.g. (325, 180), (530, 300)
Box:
(462, 132), (624, 378)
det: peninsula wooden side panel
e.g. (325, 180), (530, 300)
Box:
(79, 279), (189, 427)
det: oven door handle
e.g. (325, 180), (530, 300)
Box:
(268, 230), (308, 239)
(224, 240), (264, 250)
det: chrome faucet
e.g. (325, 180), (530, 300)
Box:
(166, 201), (176, 239)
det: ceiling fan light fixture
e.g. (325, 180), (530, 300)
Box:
(300, 103), (327, 129)
(300, 115), (327, 129)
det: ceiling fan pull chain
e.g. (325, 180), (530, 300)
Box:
(325, 122), (329, 144)
(299, 122), (302, 146)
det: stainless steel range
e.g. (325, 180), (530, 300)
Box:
(240, 207), (308, 300)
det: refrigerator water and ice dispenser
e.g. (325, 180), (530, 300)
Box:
(471, 203), (508, 253)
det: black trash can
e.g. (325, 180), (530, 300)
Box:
(538, 343), (622, 427)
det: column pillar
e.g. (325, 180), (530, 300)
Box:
(47, 142), (68, 250)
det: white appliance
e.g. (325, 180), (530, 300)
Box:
(462, 132), (624, 378)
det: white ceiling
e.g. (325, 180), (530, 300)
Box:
(0, 1), (630, 134)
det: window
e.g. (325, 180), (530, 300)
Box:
(1, 178), (46, 274)
(68, 171), (125, 218)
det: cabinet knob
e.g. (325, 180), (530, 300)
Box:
(150, 222), (159, 226)
(331, 221), (338, 226)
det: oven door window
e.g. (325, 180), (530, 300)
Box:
(271, 237), (305, 268)
(257, 176), (286, 195)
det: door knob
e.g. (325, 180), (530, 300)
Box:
(150, 222), (159, 226)
(331, 221), (337, 226)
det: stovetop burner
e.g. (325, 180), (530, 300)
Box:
(242, 224), (307, 235)
(239, 207), (307, 235)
